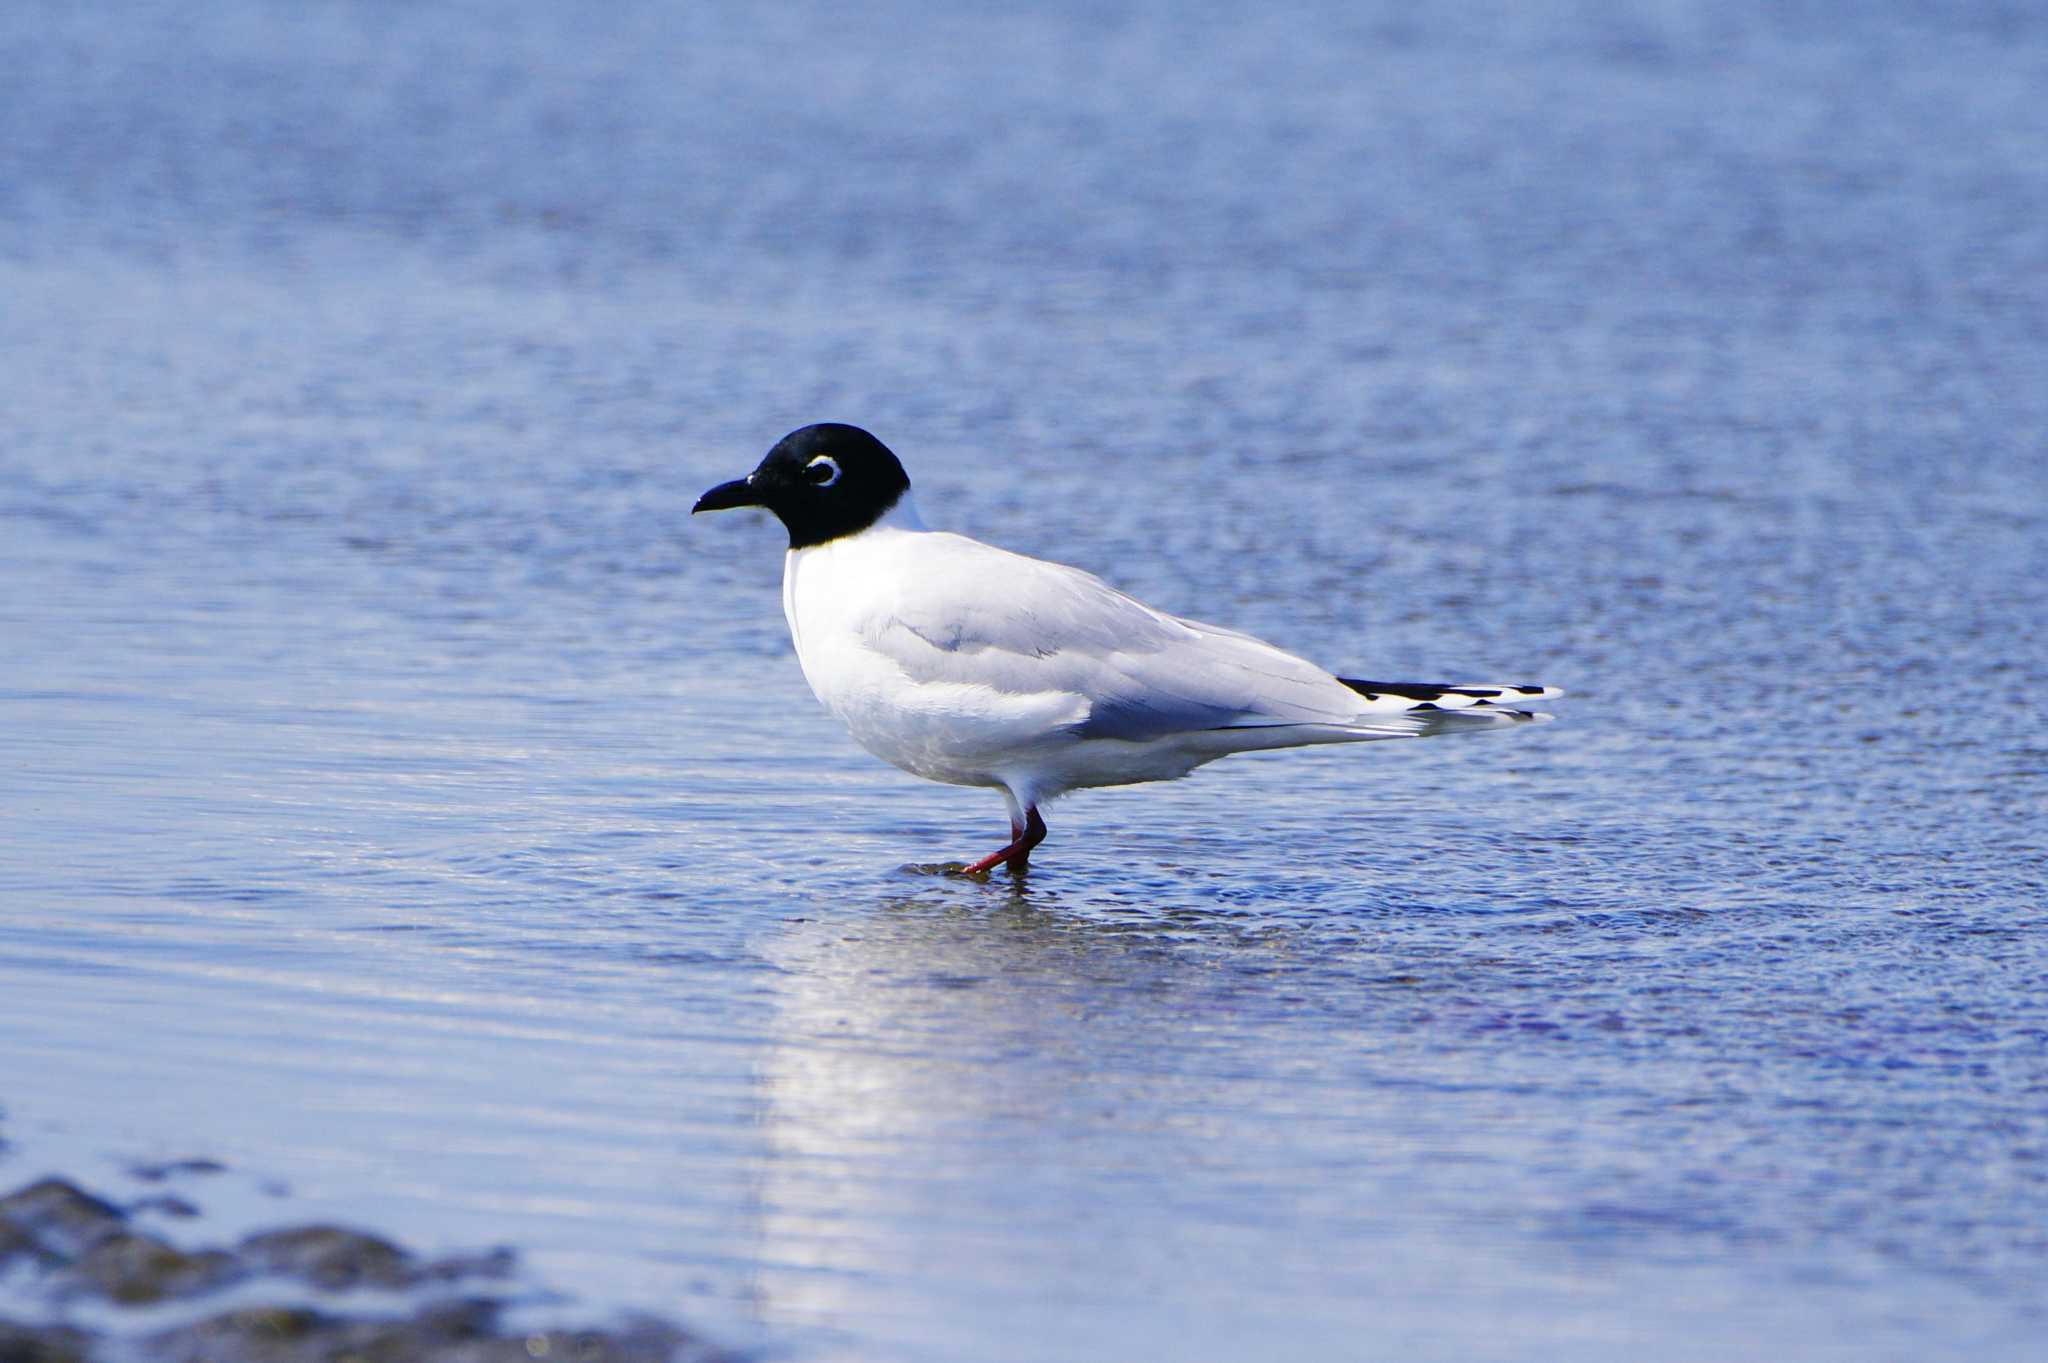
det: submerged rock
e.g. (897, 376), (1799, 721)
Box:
(0, 1181), (126, 1260)
(0, 1175), (725, 1362)
(128, 1194), (202, 1220)
(145, 1300), (699, 1363)
(235, 1224), (517, 1292)
(127, 1159), (227, 1184)
(0, 1319), (94, 1363)
(236, 1225), (416, 1290)
(67, 1231), (245, 1304)
(2, 1214), (50, 1268)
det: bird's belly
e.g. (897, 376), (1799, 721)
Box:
(793, 635), (1084, 789)
(835, 702), (1012, 788)
(802, 659), (1248, 802)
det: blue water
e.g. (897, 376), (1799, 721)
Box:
(3, 2), (2046, 1358)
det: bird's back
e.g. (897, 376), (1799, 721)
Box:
(780, 522), (1482, 796)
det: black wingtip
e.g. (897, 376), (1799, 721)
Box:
(1339, 678), (1559, 703)
(1339, 678), (1500, 703)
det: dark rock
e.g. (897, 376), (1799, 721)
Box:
(210, 1306), (324, 1340)
(414, 1245), (517, 1284)
(507, 1317), (707, 1363)
(237, 1224), (415, 1289)
(0, 1216), (50, 1269)
(148, 1301), (705, 1363)
(0, 1319), (95, 1363)
(145, 1306), (329, 1363)
(0, 1180), (125, 1260)
(128, 1159), (227, 1184)
(1, 1179), (725, 1362)
(407, 1297), (503, 1339)
(128, 1194), (202, 1220)
(68, 1231), (245, 1304)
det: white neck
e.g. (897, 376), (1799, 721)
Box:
(872, 491), (928, 533)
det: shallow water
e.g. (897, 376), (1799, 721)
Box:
(4, 1), (2047, 1358)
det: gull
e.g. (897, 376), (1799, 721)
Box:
(694, 424), (1560, 874)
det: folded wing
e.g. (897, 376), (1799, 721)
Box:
(862, 534), (1552, 745)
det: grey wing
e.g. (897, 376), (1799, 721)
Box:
(1069, 613), (1417, 740)
(864, 535), (1397, 741)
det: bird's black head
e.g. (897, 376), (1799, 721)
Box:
(692, 423), (912, 550)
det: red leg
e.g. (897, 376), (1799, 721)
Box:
(962, 806), (1047, 875)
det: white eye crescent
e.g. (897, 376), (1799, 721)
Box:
(804, 455), (841, 487)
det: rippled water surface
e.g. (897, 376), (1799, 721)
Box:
(4, 2), (2047, 1358)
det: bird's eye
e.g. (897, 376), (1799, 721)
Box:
(804, 456), (841, 487)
